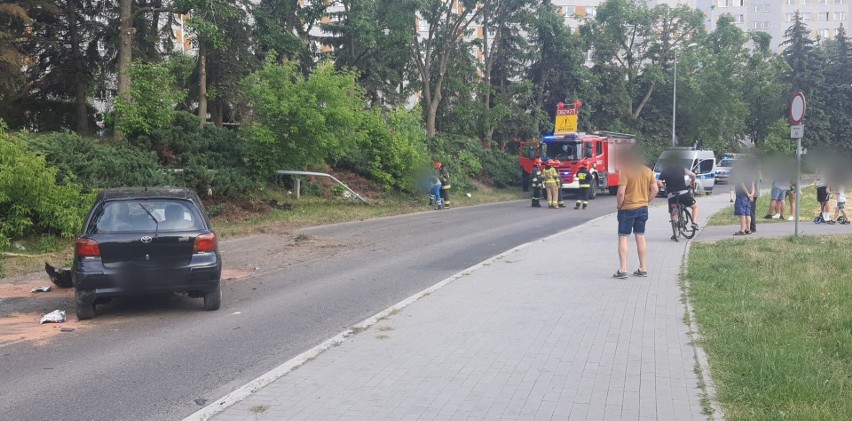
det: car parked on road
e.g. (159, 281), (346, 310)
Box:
(714, 153), (744, 184)
(72, 187), (222, 320)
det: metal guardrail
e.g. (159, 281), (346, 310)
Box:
(276, 170), (369, 204)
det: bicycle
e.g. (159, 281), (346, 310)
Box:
(669, 190), (697, 242)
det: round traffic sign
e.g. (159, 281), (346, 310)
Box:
(790, 92), (806, 124)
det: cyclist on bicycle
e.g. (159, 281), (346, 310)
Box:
(657, 157), (700, 237)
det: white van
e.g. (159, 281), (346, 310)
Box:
(653, 149), (717, 195)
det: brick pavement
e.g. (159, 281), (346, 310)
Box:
(208, 193), (733, 421)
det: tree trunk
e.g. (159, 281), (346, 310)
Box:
(67, 0), (89, 136)
(426, 99), (439, 139)
(115, 0), (133, 140)
(198, 42), (208, 126)
(212, 99), (224, 127)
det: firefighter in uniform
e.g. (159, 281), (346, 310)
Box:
(428, 174), (443, 210)
(435, 162), (451, 208)
(530, 158), (543, 207)
(555, 160), (566, 208)
(574, 165), (592, 209)
(543, 159), (560, 208)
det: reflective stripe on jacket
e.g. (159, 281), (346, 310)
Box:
(543, 167), (559, 184)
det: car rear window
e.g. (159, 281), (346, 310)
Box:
(91, 200), (205, 233)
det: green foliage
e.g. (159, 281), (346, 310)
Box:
(22, 131), (172, 190)
(115, 61), (185, 139)
(135, 111), (259, 196)
(0, 129), (93, 248)
(242, 59), (365, 174)
(429, 134), (521, 190)
(353, 108), (429, 192)
(760, 119), (795, 155)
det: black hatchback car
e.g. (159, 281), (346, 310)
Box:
(72, 187), (222, 320)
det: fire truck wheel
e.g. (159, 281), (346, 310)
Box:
(589, 176), (598, 199)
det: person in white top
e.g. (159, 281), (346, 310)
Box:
(814, 169), (831, 223)
(832, 185), (848, 224)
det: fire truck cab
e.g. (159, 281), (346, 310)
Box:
(520, 132), (636, 199)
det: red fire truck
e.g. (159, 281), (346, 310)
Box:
(520, 102), (636, 199)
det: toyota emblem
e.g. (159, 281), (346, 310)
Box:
(140, 236), (153, 244)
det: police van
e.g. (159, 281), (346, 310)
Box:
(654, 149), (717, 196)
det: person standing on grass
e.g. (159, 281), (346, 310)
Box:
(750, 160), (761, 233)
(435, 162), (451, 209)
(613, 147), (658, 279)
(733, 168), (755, 236)
(787, 178), (798, 221)
(766, 175), (789, 220)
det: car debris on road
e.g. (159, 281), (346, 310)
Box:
(31, 286), (52, 293)
(44, 262), (73, 288)
(39, 310), (66, 324)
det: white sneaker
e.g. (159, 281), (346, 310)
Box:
(771, 214), (781, 219)
(787, 216), (795, 221)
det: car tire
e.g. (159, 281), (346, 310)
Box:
(75, 289), (96, 320)
(589, 176), (598, 200)
(202, 284), (222, 311)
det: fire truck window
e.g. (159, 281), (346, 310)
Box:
(525, 144), (536, 159)
(596, 142), (603, 155)
(584, 143), (593, 158)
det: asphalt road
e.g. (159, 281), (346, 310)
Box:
(0, 195), (618, 421)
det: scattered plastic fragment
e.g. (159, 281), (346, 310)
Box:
(195, 399), (208, 406)
(40, 310), (66, 324)
(60, 328), (75, 332)
(31, 286), (52, 293)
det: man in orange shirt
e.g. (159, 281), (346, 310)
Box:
(614, 146), (659, 279)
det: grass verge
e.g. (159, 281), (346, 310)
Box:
(212, 188), (525, 238)
(707, 186), (820, 226)
(687, 235), (852, 420)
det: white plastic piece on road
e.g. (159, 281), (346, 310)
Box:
(39, 310), (66, 324)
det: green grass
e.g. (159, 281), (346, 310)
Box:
(687, 236), (852, 420)
(213, 188), (525, 238)
(707, 186), (819, 226)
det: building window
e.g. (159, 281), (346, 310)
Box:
(835, 12), (846, 20)
(718, 0), (730, 7)
(734, 0), (744, 6)
(835, 0), (845, 4)
(786, 13), (796, 21)
(587, 6), (597, 17)
(820, 28), (830, 38)
(819, 12), (830, 20)
(786, 0), (796, 5)
(752, 21), (770, 29)
(564, 5), (576, 15)
(735, 14), (745, 23)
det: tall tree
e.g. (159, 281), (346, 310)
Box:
(824, 25), (852, 153)
(405, 0), (485, 138)
(742, 31), (787, 147)
(0, 2), (35, 115)
(781, 12), (830, 148)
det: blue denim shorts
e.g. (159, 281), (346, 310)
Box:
(771, 187), (787, 201)
(734, 196), (751, 216)
(617, 207), (649, 236)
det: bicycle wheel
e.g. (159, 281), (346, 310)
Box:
(680, 207), (698, 239)
(670, 206), (680, 241)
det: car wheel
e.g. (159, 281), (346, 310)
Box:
(589, 176), (598, 200)
(202, 284), (222, 311)
(75, 289), (96, 320)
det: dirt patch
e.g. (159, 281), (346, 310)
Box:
(0, 312), (87, 347)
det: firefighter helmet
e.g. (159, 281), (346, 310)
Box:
(554, 160), (561, 167)
(546, 159), (555, 166)
(434, 161), (442, 169)
(534, 158), (542, 166)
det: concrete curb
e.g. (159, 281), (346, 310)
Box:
(183, 212), (614, 421)
(680, 216), (726, 420)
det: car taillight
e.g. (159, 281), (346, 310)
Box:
(76, 238), (101, 257)
(194, 233), (217, 253)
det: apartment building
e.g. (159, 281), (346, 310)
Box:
(697, 0), (851, 50)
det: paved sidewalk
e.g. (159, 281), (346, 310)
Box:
(698, 218), (852, 242)
(209, 194), (733, 421)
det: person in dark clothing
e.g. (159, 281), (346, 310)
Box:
(657, 160), (699, 239)
(574, 166), (592, 209)
(530, 158), (543, 207)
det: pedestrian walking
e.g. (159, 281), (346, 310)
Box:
(543, 159), (560, 209)
(574, 165), (592, 209)
(613, 147), (658, 279)
(530, 158), (543, 208)
(750, 159), (761, 233)
(815, 169), (830, 223)
(435, 162), (451, 209)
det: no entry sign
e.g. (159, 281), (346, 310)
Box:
(790, 92), (806, 124)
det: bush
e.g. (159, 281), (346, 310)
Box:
(0, 127), (93, 247)
(115, 61), (185, 138)
(472, 147), (521, 188)
(23, 132), (173, 190)
(135, 111), (259, 196)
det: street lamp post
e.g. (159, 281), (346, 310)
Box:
(671, 43), (697, 148)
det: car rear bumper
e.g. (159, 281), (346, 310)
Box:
(73, 253), (221, 299)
